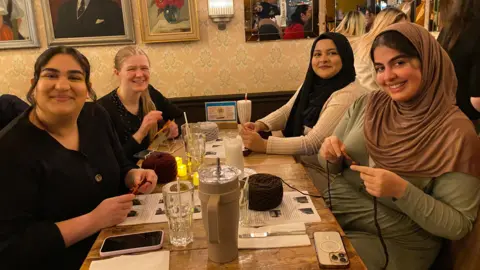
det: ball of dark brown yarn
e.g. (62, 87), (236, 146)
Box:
(248, 173), (283, 211)
(142, 152), (177, 184)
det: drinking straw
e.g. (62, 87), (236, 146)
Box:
(183, 112), (190, 139)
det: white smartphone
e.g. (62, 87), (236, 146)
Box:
(313, 231), (349, 269)
(99, 230), (164, 257)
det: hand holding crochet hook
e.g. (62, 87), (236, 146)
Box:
(321, 136), (407, 198)
(320, 136), (357, 165)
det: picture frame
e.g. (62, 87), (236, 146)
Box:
(0, 0), (40, 50)
(41, 0), (135, 47)
(138, 0), (200, 43)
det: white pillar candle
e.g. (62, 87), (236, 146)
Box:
(225, 136), (244, 177)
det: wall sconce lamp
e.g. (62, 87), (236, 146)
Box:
(208, 0), (235, 30)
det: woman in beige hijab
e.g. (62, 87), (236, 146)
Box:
(318, 22), (480, 270)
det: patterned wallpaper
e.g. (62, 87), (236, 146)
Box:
(0, 0), (314, 100)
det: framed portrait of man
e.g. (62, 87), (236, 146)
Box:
(41, 0), (135, 47)
(0, 0), (40, 49)
(138, 0), (199, 43)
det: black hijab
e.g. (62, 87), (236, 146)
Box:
(283, 32), (356, 137)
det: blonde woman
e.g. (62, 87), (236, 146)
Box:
(353, 8), (407, 91)
(98, 46), (183, 162)
(335, 11), (365, 41)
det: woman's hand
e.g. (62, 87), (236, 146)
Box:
(133, 111), (163, 142)
(89, 194), (135, 229)
(319, 136), (349, 164)
(240, 127), (267, 153)
(166, 121), (179, 139)
(126, 169), (158, 194)
(350, 165), (408, 199)
(243, 121), (267, 132)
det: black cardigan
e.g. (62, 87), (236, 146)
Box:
(0, 94), (29, 130)
(98, 85), (184, 163)
(0, 103), (136, 270)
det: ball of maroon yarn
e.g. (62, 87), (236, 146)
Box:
(142, 152), (177, 184)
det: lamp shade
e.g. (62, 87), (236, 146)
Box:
(208, 0), (234, 28)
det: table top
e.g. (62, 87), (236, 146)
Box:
(80, 163), (366, 270)
(140, 129), (296, 167)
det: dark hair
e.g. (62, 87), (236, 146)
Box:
(370, 30), (420, 62)
(258, 24), (281, 41)
(304, 1), (319, 37)
(366, 5), (381, 15)
(27, 46), (97, 105)
(438, 0), (480, 51)
(290, 4), (309, 25)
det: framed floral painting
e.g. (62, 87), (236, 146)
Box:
(138, 0), (200, 43)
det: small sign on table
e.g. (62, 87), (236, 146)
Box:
(205, 101), (237, 123)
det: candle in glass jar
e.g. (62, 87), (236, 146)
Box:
(192, 172), (199, 187)
(178, 164), (187, 178)
(175, 157), (183, 167)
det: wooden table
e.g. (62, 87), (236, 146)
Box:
(80, 163), (366, 269)
(142, 129), (296, 167)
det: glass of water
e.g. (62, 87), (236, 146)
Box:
(162, 181), (194, 247)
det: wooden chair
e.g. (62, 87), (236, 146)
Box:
(431, 207), (480, 269)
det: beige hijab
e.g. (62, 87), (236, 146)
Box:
(364, 23), (480, 179)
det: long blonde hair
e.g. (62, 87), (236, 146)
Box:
(335, 11), (365, 37)
(355, 8), (407, 60)
(114, 46), (158, 142)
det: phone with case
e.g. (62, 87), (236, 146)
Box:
(99, 230), (164, 257)
(314, 231), (350, 268)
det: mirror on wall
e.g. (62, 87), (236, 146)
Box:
(331, 1), (379, 36)
(243, 0), (442, 43)
(382, 0), (442, 32)
(244, 0), (320, 42)
(331, 1), (442, 35)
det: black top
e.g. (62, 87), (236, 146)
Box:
(439, 21), (480, 120)
(283, 32), (356, 137)
(257, 2), (280, 19)
(0, 103), (136, 270)
(54, 0), (125, 38)
(98, 85), (184, 163)
(0, 94), (29, 130)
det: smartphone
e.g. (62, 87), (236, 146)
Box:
(314, 231), (349, 269)
(99, 230), (164, 257)
(133, 149), (153, 160)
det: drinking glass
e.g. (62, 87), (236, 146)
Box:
(184, 132), (206, 176)
(237, 100), (252, 124)
(162, 181), (194, 247)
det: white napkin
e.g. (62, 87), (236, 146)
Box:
(89, 250), (169, 270)
(238, 223), (310, 249)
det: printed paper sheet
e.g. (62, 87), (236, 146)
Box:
(243, 191), (321, 227)
(117, 191), (202, 226)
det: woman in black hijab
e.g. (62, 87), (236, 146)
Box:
(240, 32), (367, 156)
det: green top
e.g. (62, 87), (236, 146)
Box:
(318, 95), (480, 270)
